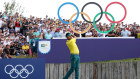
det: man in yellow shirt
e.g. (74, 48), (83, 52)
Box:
(137, 33), (140, 38)
(63, 33), (80, 79)
(22, 43), (29, 56)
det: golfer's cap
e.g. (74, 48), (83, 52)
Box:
(66, 33), (72, 38)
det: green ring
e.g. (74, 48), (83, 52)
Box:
(93, 12), (115, 33)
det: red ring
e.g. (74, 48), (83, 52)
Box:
(105, 2), (127, 23)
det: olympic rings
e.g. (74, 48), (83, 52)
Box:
(81, 2), (103, 23)
(105, 2), (127, 23)
(57, 2), (127, 34)
(69, 12), (91, 34)
(57, 2), (79, 24)
(93, 12), (115, 33)
(5, 64), (34, 78)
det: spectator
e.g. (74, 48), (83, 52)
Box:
(33, 28), (40, 37)
(0, 29), (2, 35)
(74, 29), (80, 37)
(4, 30), (9, 36)
(106, 30), (115, 37)
(0, 44), (3, 59)
(61, 29), (67, 37)
(29, 35), (38, 57)
(93, 30), (99, 37)
(9, 27), (15, 33)
(54, 29), (61, 37)
(3, 26), (9, 32)
(10, 33), (15, 40)
(3, 45), (12, 58)
(45, 30), (52, 39)
(29, 29), (34, 39)
(3, 39), (11, 47)
(50, 27), (55, 37)
(81, 28), (86, 37)
(86, 30), (92, 37)
(22, 42), (29, 56)
(121, 28), (131, 37)
(0, 18), (4, 30)
(10, 42), (16, 55)
(115, 29), (121, 37)
(15, 19), (21, 32)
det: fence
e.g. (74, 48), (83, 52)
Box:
(45, 61), (140, 79)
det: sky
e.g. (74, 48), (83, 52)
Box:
(0, 0), (140, 24)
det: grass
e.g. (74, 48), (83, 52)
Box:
(93, 58), (140, 63)
(11, 55), (37, 58)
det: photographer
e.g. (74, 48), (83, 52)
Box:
(3, 45), (12, 58)
(16, 41), (21, 55)
(10, 42), (16, 55)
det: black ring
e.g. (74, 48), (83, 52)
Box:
(81, 2), (103, 23)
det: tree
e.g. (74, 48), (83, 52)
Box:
(4, 0), (24, 16)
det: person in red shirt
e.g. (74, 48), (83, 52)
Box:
(15, 19), (20, 32)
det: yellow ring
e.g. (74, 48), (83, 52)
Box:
(69, 12), (91, 34)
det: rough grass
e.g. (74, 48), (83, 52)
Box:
(11, 55), (37, 58)
(93, 58), (140, 63)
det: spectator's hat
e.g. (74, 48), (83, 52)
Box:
(6, 38), (9, 40)
(55, 28), (60, 32)
(47, 29), (51, 32)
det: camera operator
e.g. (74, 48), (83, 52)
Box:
(10, 42), (16, 55)
(14, 42), (20, 56)
(3, 45), (12, 58)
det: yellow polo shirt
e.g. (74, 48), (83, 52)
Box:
(137, 33), (140, 38)
(22, 45), (29, 50)
(66, 38), (79, 55)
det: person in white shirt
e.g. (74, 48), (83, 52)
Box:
(10, 33), (15, 40)
(59, 28), (63, 34)
(26, 35), (30, 42)
(42, 26), (47, 34)
(121, 28), (131, 37)
(4, 30), (9, 36)
(3, 26), (9, 32)
(50, 27), (55, 37)
(61, 29), (67, 37)
(85, 30), (92, 37)
(3, 39), (11, 47)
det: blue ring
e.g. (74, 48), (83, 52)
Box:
(57, 2), (79, 24)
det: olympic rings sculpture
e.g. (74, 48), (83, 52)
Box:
(57, 2), (127, 34)
(5, 64), (34, 78)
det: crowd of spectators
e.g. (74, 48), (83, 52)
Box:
(0, 11), (140, 59)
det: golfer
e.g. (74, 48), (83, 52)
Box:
(63, 33), (80, 79)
